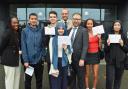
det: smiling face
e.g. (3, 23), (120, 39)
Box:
(86, 19), (94, 31)
(11, 17), (19, 31)
(29, 14), (38, 27)
(58, 27), (64, 36)
(113, 22), (121, 33)
(49, 13), (57, 25)
(72, 14), (81, 27)
(61, 9), (69, 21)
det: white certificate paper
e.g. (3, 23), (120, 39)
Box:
(25, 66), (34, 76)
(92, 25), (105, 35)
(109, 34), (121, 43)
(45, 27), (55, 35)
(58, 36), (71, 45)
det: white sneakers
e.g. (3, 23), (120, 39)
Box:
(92, 88), (96, 89)
(86, 88), (96, 89)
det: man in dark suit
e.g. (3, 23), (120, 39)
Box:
(68, 13), (88, 89)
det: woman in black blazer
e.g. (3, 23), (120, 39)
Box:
(104, 20), (128, 89)
(1, 16), (20, 89)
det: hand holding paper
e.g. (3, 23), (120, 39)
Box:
(49, 64), (59, 77)
(107, 39), (110, 46)
(45, 27), (55, 35)
(109, 34), (121, 43)
(25, 66), (34, 76)
(92, 25), (105, 36)
(119, 39), (124, 46)
(58, 36), (71, 45)
(62, 44), (67, 50)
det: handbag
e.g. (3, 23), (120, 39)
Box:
(98, 49), (104, 60)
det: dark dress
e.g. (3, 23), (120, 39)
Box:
(86, 35), (100, 64)
(86, 52), (99, 64)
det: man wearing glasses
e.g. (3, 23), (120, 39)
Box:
(68, 13), (88, 89)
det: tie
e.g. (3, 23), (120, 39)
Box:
(71, 28), (76, 45)
(64, 21), (67, 29)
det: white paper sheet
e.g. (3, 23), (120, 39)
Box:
(19, 51), (22, 54)
(92, 25), (105, 35)
(25, 66), (34, 76)
(58, 44), (63, 57)
(45, 27), (55, 35)
(109, 34), (121, 43)
(58, 36), (71, 45)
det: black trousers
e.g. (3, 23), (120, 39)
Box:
(24, 61), (44, 89)
(106, 64), (124, 89)
(68, 60), (86, 89)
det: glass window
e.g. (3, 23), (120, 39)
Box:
(46, 8), (81, 20)
(10, 4), (27, 20)
(46, 4), (81, 20)
(46, 8), (62, 20)
(26, 4), (45, 20)
(101, 5), (117, 21)
(9, 4), (117, 24)
(68, 8), (81, 19)
(82, 8), (100, 20)
(17, 8), (26, 20)
(10, 4), (27, 25)
(27, 8), (45, 20)
(82, 4), (100, 20)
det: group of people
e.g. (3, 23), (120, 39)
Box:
(0, 8), (128, 89)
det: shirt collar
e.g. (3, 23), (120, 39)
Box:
(72, 26), (78, 30)
(48, 24), (56, 28)
(62, 19), (69, 23)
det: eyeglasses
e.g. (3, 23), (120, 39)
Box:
(73, 18), (81, 21)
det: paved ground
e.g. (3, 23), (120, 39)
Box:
(0, 60), (128, 89)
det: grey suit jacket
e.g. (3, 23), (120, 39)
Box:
(68, 26), (88, 61)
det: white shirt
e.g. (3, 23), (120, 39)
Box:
(69, 27), (78, 40)
(58, 44), (63, 57)
(49, 37), (63, 59)
(49, 37), (53, 63)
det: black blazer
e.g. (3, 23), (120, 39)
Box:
(104, 32), (128, 68)
(1, 29), (19, 67)
(68, 26), (88, 61)
(45, 35), (51, 63)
